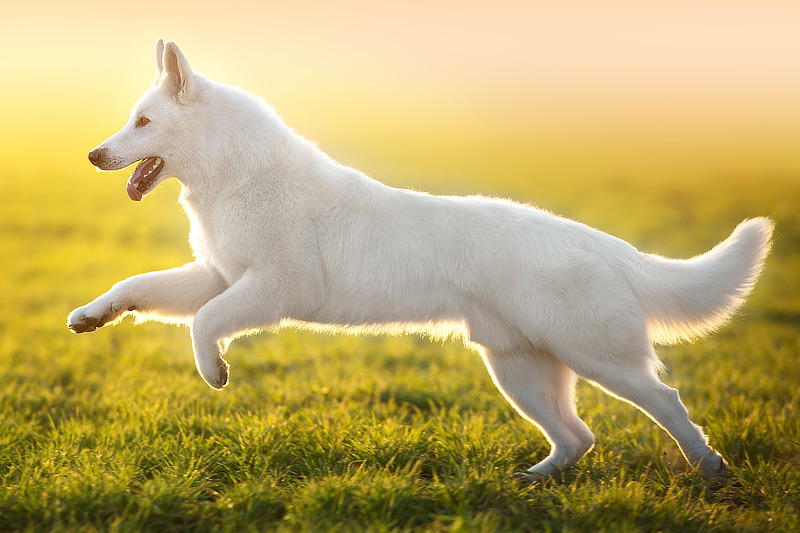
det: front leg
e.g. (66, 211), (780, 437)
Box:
(191, 270), (286, 390)
(68, 262), (227, 333)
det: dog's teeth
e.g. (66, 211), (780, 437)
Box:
(155, 157), (162, 165)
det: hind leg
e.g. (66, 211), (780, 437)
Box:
(480, 346), (595, 480)
(568, 350), (727, 481)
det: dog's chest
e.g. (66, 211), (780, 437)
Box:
(184, 202), (248, 284)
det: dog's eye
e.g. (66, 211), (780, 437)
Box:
(135, 116), (150, 128)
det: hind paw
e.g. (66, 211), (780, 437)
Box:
(514, 470), (549, 483)
(695, 451), (728, 483)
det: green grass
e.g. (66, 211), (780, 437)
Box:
(1, 156), (799, 532)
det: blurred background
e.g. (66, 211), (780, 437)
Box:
(2, 3), (799, 527)
(2, 0), (798, 191)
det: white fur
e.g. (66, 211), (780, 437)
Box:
(68, 40), (773, 481)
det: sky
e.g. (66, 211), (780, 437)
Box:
(1, 0), (798, 184)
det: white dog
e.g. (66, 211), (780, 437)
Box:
(68, 40), (773, 481)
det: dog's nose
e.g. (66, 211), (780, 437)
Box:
(87, 148), (104, 167)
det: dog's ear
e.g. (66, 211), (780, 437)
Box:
(161, 41), (194, 102)
(153, 38), (165, 84)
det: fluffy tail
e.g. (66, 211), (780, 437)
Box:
(628, 217), (773, 344)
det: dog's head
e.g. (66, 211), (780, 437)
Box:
(87, 39), (199, 201)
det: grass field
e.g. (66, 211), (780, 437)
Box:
(1, 137), (799, 531)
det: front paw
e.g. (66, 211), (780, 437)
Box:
(195, 352), (230, 390)
(67, 303), (117, 333)
(211, 356), (230, 390)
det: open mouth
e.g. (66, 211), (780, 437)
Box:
(126, 157), (164, 201)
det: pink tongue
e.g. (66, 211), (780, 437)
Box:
(126, 157), (160, 202)
(126, 179), (143, 201)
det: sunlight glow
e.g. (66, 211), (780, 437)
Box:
(1, 0), (798, 184)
